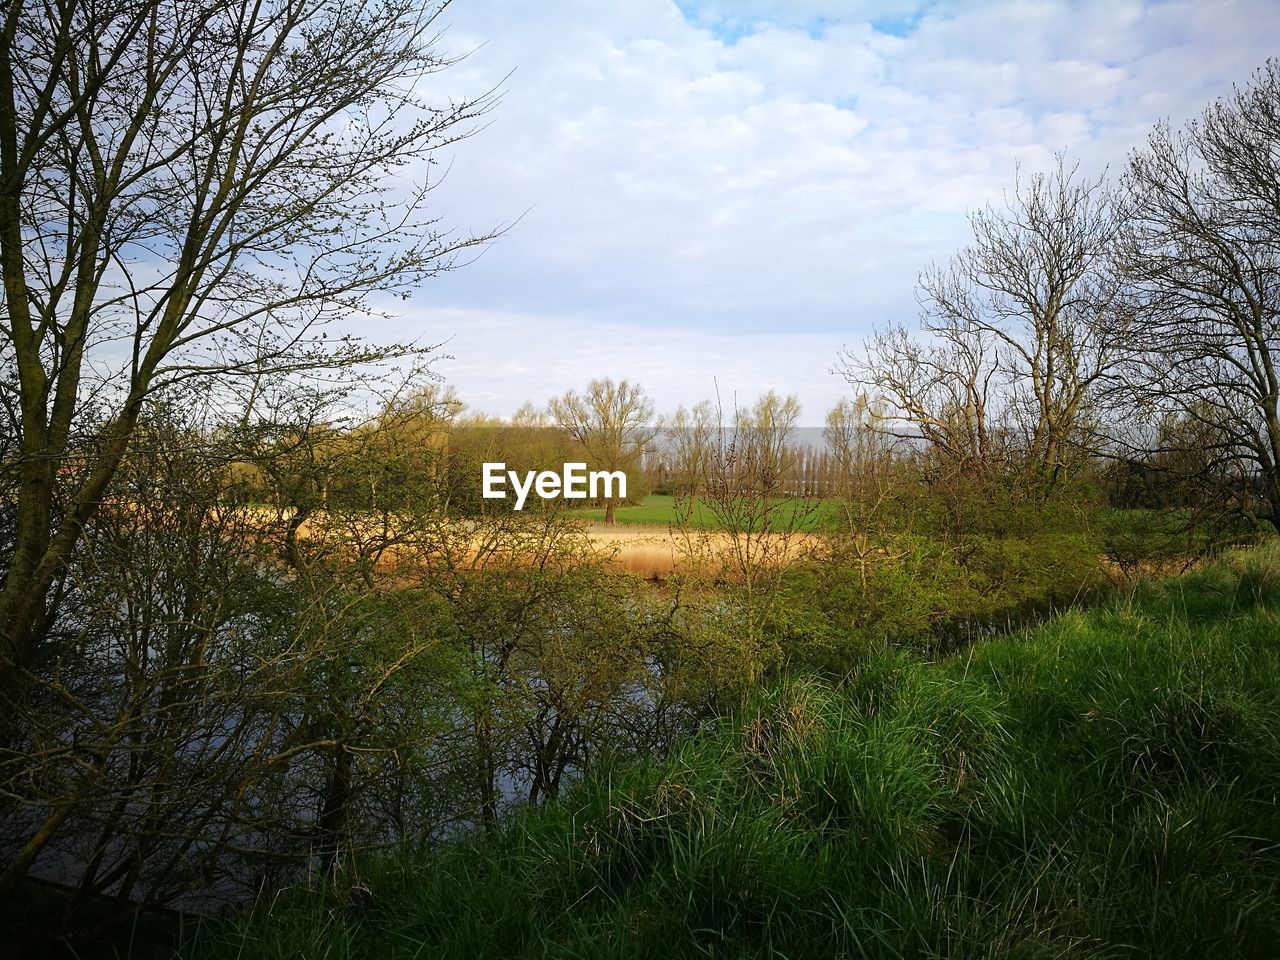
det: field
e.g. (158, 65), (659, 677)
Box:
(584, 522), (820, 578)
(233, 505), (819, 580)
(576, 494), (839, 531)
(196, 544), (1280, 959)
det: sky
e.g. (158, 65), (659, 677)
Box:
(378, 0), (1280, 424)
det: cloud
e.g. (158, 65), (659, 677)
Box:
(390, 306), (853, 422)
(379, 0), (1280, 423)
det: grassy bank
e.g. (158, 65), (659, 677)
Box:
(194, 545), (1280, 959)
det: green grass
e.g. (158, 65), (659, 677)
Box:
(194, 545), (1280, 959)
(576, 494), (838, 531)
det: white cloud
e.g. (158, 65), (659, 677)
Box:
(378, 0), (1280, 423)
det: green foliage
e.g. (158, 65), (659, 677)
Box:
(191, 545), (1280, 960)
(767, 524), (1106, 675)
(1099, 508), (1256, 574)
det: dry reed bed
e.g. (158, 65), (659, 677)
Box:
(232, 507), (820, 580)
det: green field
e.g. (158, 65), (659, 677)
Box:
(197, 544), (1280, 959)
(576, 493), (838, 531)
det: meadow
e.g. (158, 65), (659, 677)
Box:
(193, 544), (1280, 959)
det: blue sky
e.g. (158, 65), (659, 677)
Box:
(379, 0), (1280, 424)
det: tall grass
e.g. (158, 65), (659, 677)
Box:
(192, 544), (1280, 959)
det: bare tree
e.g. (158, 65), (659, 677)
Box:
(1118, 59), (1280, 528)
(548, 378), (656, 525)
(664, 399), (717, 497)
(824, 395), (898, 549)
(840, 158), (1125, 485)
(839, 317), (1004, 482)
(0, 0), (498, 689)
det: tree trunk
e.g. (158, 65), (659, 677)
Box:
(0, 407), (143, 692)
(317, 743), (352, 877)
